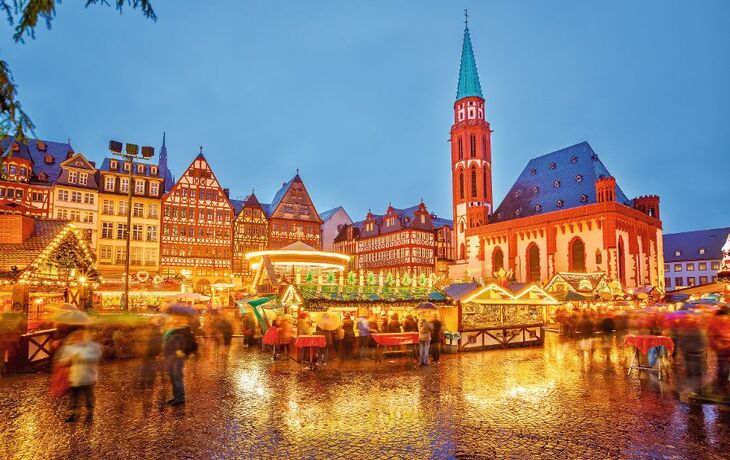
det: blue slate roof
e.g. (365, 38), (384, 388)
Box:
(319, 206), (345, 222)
(490, 142), (633, 223)
(1, 136), (73, 184)
(663, 227), (730, 263)
(230, 199), (245, 215)
(350, 203), (451, 233)
(269, 175), (298, 215)
(99, 157), (159, 177)
(456, 26), (483, 100)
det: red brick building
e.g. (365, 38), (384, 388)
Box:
(334, 202), (453, 276)
(449, 23), (664, 288)
(160, 153), (234, 293)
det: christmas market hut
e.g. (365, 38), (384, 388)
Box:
(444, 282), (559, 351)
(0, 216), (97, 326)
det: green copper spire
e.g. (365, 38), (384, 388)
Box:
(456, 22), (483, 101)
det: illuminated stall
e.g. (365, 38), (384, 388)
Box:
(447, 283), (559, 351)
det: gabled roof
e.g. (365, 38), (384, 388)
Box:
(269, 175), (298, 214)
(490, 142), (633, 223)
(232, 192), (269, 216)
(456, 26), (483, 100)
(351, 203), (447, 236)
(544, 272), (612, 294)
(0, 136), (73, 184)
(319, 206), (350, 223)
(0, 220), (69, 272)
(663, 227), (730, 263)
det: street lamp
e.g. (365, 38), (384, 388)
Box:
(109, 140), (154, 311)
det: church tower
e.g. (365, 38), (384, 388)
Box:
(451, 16), (492, 261)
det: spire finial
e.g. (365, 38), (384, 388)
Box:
(162, 132), (166, 147)
(464, 8), (468, 27)
(296, 167), (299, 175)
(199, 145), (203, 154)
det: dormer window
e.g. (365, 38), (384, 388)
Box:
(110, 160), (118, 170)
(570, 156), (578, 164)
(513, 190), (521, 199)
(150, 166), (158, 175)
(699, 248), (706, 255)
(496, 212), (503, 219)
(38, 172), (47, 181)
(123, 162), (131, 172)
(553, 180), (561, 188)
(549, 162), (556, 170)
(535, 204), (542, 212)
(556, 199), (564, 208)
(44, 154), (54, 164)
(576, 175), (583, 182)
(136, 164), (145, 174)
(674, 250), (681, 257)
(532, 185), (540, 194)
(19, 166), (27, 176)
(514, 208), (521, 217)
(36, 141), (47, 151)
(579, 194), (588, 203)
(530, 168), (537, 176)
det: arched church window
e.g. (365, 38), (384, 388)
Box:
(483, 170), (488, 199)
(459, 172), (464, 199)
(570, 238), (586, 272)
(527, 244), (540, 282)
(482, 135), (487, 156)
(470, 135), (476, 157)
(458, 137), (463, 160)
(471, 168), (477, 197)
(493, 247), (504, 272)
(595, 249), (602, 264)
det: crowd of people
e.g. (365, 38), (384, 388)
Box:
(554, 303), (730, 398)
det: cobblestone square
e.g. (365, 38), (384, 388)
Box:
(1, 334), (728, 459)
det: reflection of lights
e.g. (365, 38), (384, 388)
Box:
(78, 276), (87, 283)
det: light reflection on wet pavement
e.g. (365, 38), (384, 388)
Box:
(1, 334), (729, 459)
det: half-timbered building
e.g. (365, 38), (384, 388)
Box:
(267, 174), (322, 250)
(0, 137), (72, 218)
(231, 193), (269, 279)
(160, 153), (234, 293)
(334, 202), (451, 276)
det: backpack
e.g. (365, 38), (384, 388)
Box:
(181, 327), (198, 356)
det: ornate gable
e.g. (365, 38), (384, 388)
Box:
(269, 175), (322, 223)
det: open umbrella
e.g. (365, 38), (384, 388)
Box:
(316, 312), (341, 331)
(49, 309), (92, 326)
(167, 303), (199, 317)
(47, 302), (78, 311)
(415, 302), (437, 310)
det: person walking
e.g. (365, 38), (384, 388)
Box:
(140, 317), (163, 387)
(356, 314), (371, 360)
(429, 313), (443, 363)
(57, 328), (102, 423)
(342, 315), (355, 359)
(163, 315), (195, 406)
(242, 311), (255, 348)
(418, 316), (433, 366)
(708, 306), (730, 395)
(677, 316), (708, 396)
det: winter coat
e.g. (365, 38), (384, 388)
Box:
(418, 320), (433, 343)
(59, 341), (102, 387)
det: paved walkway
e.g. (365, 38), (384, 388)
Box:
(1, 334), (728, 459)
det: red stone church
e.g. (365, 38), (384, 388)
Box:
(449, 23), (664, 289)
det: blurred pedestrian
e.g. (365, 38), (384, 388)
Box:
(403, 315), (418, 332)
(429, 313), (442, 363)
(381, 315), (389, 333)
(418, 316), (433, 366)
(56, 328), (102, 423)
(163, 315), (195, 406)
(677, 317), (708, 396)
(279, 315), (293, 358)
(708, 306), (730, 395)
(356, 313), (370, 360)
(342, 314), (355, 359)
(577, 312), (595, 355)
(333, 324), (344, 359)
(214, 314), (234, 348)
(140, 316), (163, 387)
(242, 311), (256, 348)
(297, 311), (314, 335)
(387, 313), (401, 333)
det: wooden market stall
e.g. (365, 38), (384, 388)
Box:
(445, 282), (559, 351)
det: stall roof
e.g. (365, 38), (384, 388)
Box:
(454, 283), (560, 305)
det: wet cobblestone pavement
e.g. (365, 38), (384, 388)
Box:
(2, 334), (729, 459)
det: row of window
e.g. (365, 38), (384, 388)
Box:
(108, 160), (158, 176)
(161, 246), (231, 258)
(57, 208), (94, 223)
(98, 245), (157, 266)
(457, 168), (488, 201)
(103, 175), (160, 196)
(164, 206), (231, 222)
(666, 276), (717, 288)
(673, 248), (707, 257)
(57, 190), (95, 205)
(65, 170), (90, 186)
(665, 261), (720, 272)
(0, 187), (24, 199)
(100, 222), (158, 241)
(3, 162), (29, 179)
(171, 186), (222, 201)
(270, 221), (318, 234)
(101, 200), (159, 219)
(163, 225), (231, 239)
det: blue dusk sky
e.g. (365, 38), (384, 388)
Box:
(2, 1), (728, 233)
